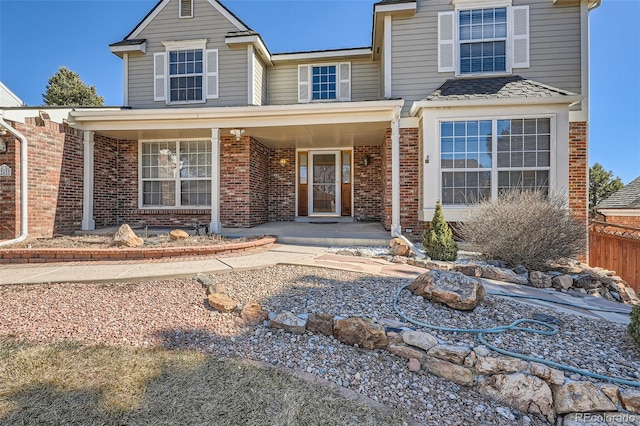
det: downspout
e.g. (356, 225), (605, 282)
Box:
(0, 112), (28, 246)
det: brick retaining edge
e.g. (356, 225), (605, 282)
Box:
(0, 237), (277, 264)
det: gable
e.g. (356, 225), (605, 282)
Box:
(127, 0), (248, 41)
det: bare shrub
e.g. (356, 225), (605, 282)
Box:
(459, 189), (586, 270)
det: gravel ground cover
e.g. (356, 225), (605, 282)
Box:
(7, 234), (258, 249)
(1, 265), (637, 425)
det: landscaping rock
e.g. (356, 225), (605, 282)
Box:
(620, 389), (640, 414)
(240, 302), (268, 325)
(169, 229), (189, 240)
(407, 270), (485, 311)
(529, 271), (553, 288)
(480, 265), (529, 285)
(387, 344), (427, 360)
(270, 311), (307, 334)
(529, 362), (565, 385)
(552, 274), (574, 290)
(427, 343), (471, 365)
(207, 293), (239, 313)
(195, 274), (226, 294)
(333, 317), (387, 350)
(477, 373), (554, 422)
(573, 274), (602, 290)
(475, 354), (529, 375)
(599, 384), (619, 405)
(408, 358), (421, 372)
(552, 382), (617, 414)
(113, 224), (143, 248)
(423, 356), (474, 386)
(402, 330), (438, 352)
(453, 264), (482, 277)
(389, 238), (411, 257)
(305, 313), (334, 336)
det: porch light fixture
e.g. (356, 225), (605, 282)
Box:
(279, 158), (288, 168)
(362, 154), (371, 167)
(0, 140), (6, 153)
(229, 128), (245, 141)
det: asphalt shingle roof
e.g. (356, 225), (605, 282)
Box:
(597, 176), (640, 209)
(424, 76), (577, 102)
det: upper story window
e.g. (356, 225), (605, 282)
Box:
(459, 8), (507, 74)
(179, 0), (193, 18)
(169, 49), (203, 102)
(438, 5), (529, 76)
(154, 40), (218, 104)
(312, 66), (337, 100)
(298, 62), (351, 103)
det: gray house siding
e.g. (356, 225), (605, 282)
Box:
(268, 58), (380, 105)
(253, 53), (267, 105)
(127, 0), (248, 108)
(391, 0), (582, 115)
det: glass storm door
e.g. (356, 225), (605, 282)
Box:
(310, 152), (340, 215)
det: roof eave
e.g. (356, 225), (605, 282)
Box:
(410, 95), (584, 116)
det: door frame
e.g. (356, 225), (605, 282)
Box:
(296, 148), (353, 218)
(309, 150), (341, 216)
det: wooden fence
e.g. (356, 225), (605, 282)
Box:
(589, 221), (640, 292)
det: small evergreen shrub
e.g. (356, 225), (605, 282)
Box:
(422, 200), (458, 261)
(459, 189), (586, 270)
(629, 304), (640, 348)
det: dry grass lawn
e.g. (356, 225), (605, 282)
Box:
(0, 338), (405, 425)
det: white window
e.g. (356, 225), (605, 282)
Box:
(440, 117), (550, 205)
(154, 40), (218, 104)
(140, 140), (212, 208)
(438, 5), (529, 74)
(298, 62), (350, 103)
(179, 0), (193, 18)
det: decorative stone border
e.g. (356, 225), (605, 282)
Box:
(268, 311), (640, 424)
(0, 236), (276, 264)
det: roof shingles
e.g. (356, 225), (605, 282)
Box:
(597, 176), (640, 210)
(425, 76), (576, 102)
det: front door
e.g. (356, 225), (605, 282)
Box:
(310, 151), (340, 215)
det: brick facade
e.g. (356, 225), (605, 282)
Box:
(569, 121), (588, 260)
(602, 215), (640, 228)
(268, 147), (296, 221)
(354, 145), (382, 221)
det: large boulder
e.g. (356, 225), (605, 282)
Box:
(113, 224), (144, 248)
(333, 317), (387, 350)
(552, 274), (574, 290)
(306, 313), (334, 336)
(552, 382), (617, 414)
(389, 237), (411, 256)
(529, 271), (553, 288)
(407, 270), (485, 311)
(480, 265), (529, 285)
(477, 373), (554, 422)
(169, 229), (189, 240)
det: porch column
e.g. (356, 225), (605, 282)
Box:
(391, 107), (401, 237)
(81, 130), (95, 230)
(210, 128), (222, 234)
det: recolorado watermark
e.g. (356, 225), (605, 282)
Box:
(572, 412), (639, 424)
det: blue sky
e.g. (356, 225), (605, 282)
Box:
(0, 0), (638, 183)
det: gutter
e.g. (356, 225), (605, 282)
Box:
(0, 112), (28, 246)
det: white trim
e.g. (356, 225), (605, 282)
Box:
(598, 209), (640, 217)
(0, 114), (28, 246)
(452, 0), (511, 7)
(122, 53), (129, 107)
(129, 0), (171, 39)
(438, 11), (456, 73)
(272, 48), (372, 62)
(374, 2), (417, 14)
(510, 5), (530, 69)
(247, 45), (255, 105)
(225, 35), (272, 65)
(391, 107), (401, 237)
(574, 0), (589, 122)
(384, 15), (392, 98)
(410, 95), (583, 115)
(0, 82), (25, 107)
(211, 128), (222, 233)
(205, 0), (248, 31)
(109, 42), (146, 55)
(82, 131), (95, 230)
(162, 39), (207, 50)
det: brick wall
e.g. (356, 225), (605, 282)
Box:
(382, 128), (424, 238)
(3, 119), (85, 238)
(603, 215), (640, 228)
(249, 138), (269, 226)
(93, 134), (119, 227)
(569, 121), (588, 260)
(354, 145), (382, 221)
(269, 147), (296, 221)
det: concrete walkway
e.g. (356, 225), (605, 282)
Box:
(0, 243), (631, 324)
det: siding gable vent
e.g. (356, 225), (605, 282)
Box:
(511, 5), (530, 68)
(438, 11), (455, 73)
(179, 0), (193, 18)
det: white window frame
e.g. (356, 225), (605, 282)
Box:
(438, 114), (556, 206)
(179, 0), (193, 18)
(161, 39), (210, 105)
(310, 64), (339, 102)
(298, 62), (351, 103)
(138, 139), (213, 210)
(455, 5), (511, 77)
